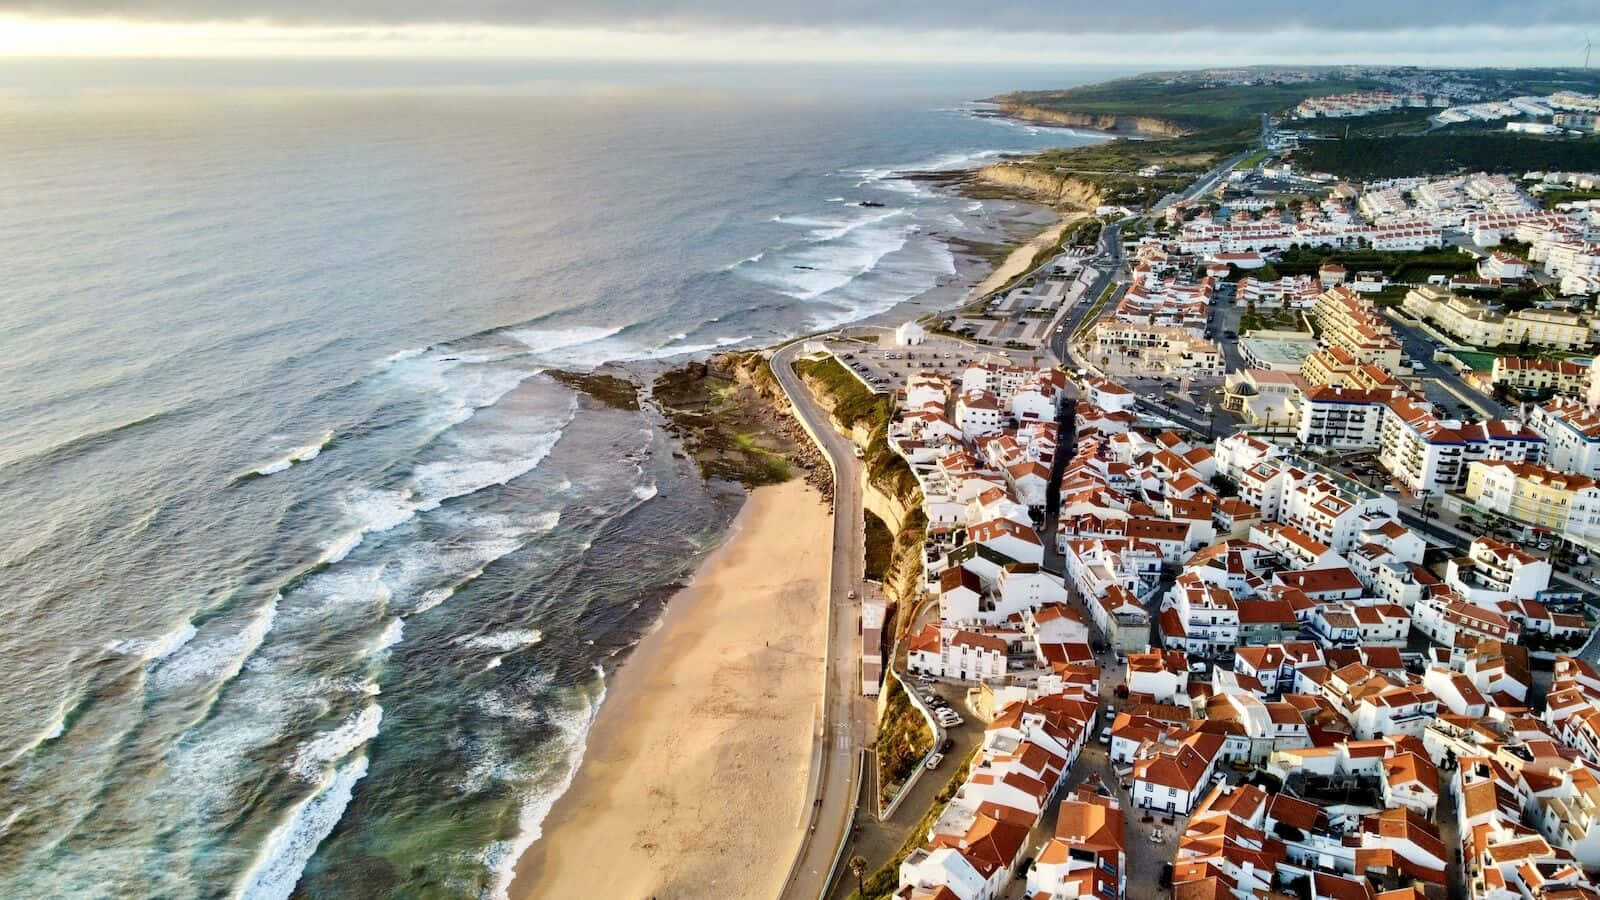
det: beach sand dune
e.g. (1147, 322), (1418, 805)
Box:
(512, 479), (831, 899)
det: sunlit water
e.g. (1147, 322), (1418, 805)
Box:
(0, 61), (1109, 897)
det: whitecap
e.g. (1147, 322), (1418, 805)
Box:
(373, 618), (403, 653)
(104, 620), (197, 664)
(501, 324), (626, 357)
(454, 629), (543, 654)
(481, 671), (607, 900)
(239, 754), (370, 900)
(287, 704), (383, 782)
(250, 430), (334, 477)
(413, 427), (565, 508)
(632, 483), (658, 501)
(150, 595), (280, 690)
(318, 488), (419, 564)
(377, 347), (425, 368)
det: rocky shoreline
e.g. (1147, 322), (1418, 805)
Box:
(549, 353), (834, 500)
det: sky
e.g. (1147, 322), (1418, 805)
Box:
(0, 1), (1597, 64)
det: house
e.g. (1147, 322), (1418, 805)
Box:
(907, 624), (1009, 683)
(1444, 536), (1552, 605)
(1131, 731), (1225, 814)
(1126, 649), (1191, 704)
(1026, 784), (1127, 900)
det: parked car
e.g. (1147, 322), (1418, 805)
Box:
(926, 752), (944, 770)
(1098, 726), (1112, 744)
(940, 737), (955, 754)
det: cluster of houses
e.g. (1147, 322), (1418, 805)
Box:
(893, 360), (1087, 685)
(873, 333), (1600, 900)
(1293, 90), (1445, 119)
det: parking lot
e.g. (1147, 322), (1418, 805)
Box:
(826, 329), (1036, 394)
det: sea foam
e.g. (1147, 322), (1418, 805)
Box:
(240, 754), (370, 900)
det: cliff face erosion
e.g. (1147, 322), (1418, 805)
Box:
(973, 163), (1107, 209)
(990, 102), (1192, 138)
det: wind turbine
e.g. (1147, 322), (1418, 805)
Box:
(1586, 33), (1594, 69)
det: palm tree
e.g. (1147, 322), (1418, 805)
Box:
(850, 855), (869, 900)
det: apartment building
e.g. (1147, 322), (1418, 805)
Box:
(1491, 356), (1588, 398)
(1444, 536), (1553, 605)
(1311, 285), (1403, 369)
(1403, 286), (1591, 349)
(1464, 459), (1600, 540)
(1529, 397), (1600, 477)
(1093, 322), (1224, 376)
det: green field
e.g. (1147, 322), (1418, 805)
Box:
(997, 73), (1384, 132)
(1446, 350), (1498, 372)
(1291, 133), (1600, 180)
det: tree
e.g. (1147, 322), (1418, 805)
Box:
(850, 855), (868, 900)
(1210, 472), (1240, 497)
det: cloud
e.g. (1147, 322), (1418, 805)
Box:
(5, 0), (1598, 31)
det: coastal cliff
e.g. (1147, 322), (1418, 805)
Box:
(973, 163), (1107, 209)
(990, 102), (1192, 138)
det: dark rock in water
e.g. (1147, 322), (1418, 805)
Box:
(859, 200), (886, 207)
(793, 265), (816, 270)
(545, 369), (640, 411)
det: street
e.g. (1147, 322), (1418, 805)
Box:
(771, 340), (878, 900)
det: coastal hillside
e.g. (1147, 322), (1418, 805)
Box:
(971, 163), (1107, 208)
(989, 69), (1385, 135)
(972, 122), (1252, 208)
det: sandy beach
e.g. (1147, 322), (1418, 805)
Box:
(967, 212), (1086, 300)
(511, 478), (832, 900)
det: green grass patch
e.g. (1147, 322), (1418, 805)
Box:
(997, 74), (1387, 133)
(865, 511), (894, 582)
(1271, 246), (1475, 281)
(1446, 349), (1498, 372)
(1541, 187), (1600, 208)
(875, 677), (935, 811)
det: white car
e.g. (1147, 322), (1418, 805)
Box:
(926, 752), (945, 770)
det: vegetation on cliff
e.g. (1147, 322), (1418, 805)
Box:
(864, 511), (894, 582)
(851, 746), (979, 900)
(992, 72), (1383, 134)
(792, 356), (920, 500)
(652, 352), (830, 491)
(874, 676), (935, 811)
(977, 120), (1252, 208)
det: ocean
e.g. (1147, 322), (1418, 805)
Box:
(0, 60), (1111, 898)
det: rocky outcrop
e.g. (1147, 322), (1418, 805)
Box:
(992, 103), (1191, 138)
(974, 163), (1107, 209)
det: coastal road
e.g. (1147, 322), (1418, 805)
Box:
(770, 340), (875, 900)
(1047, 221), (1125, 366)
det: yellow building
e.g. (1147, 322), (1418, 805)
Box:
(1464, 459), (1600, 538)
(1405, 286), (1593, 350)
